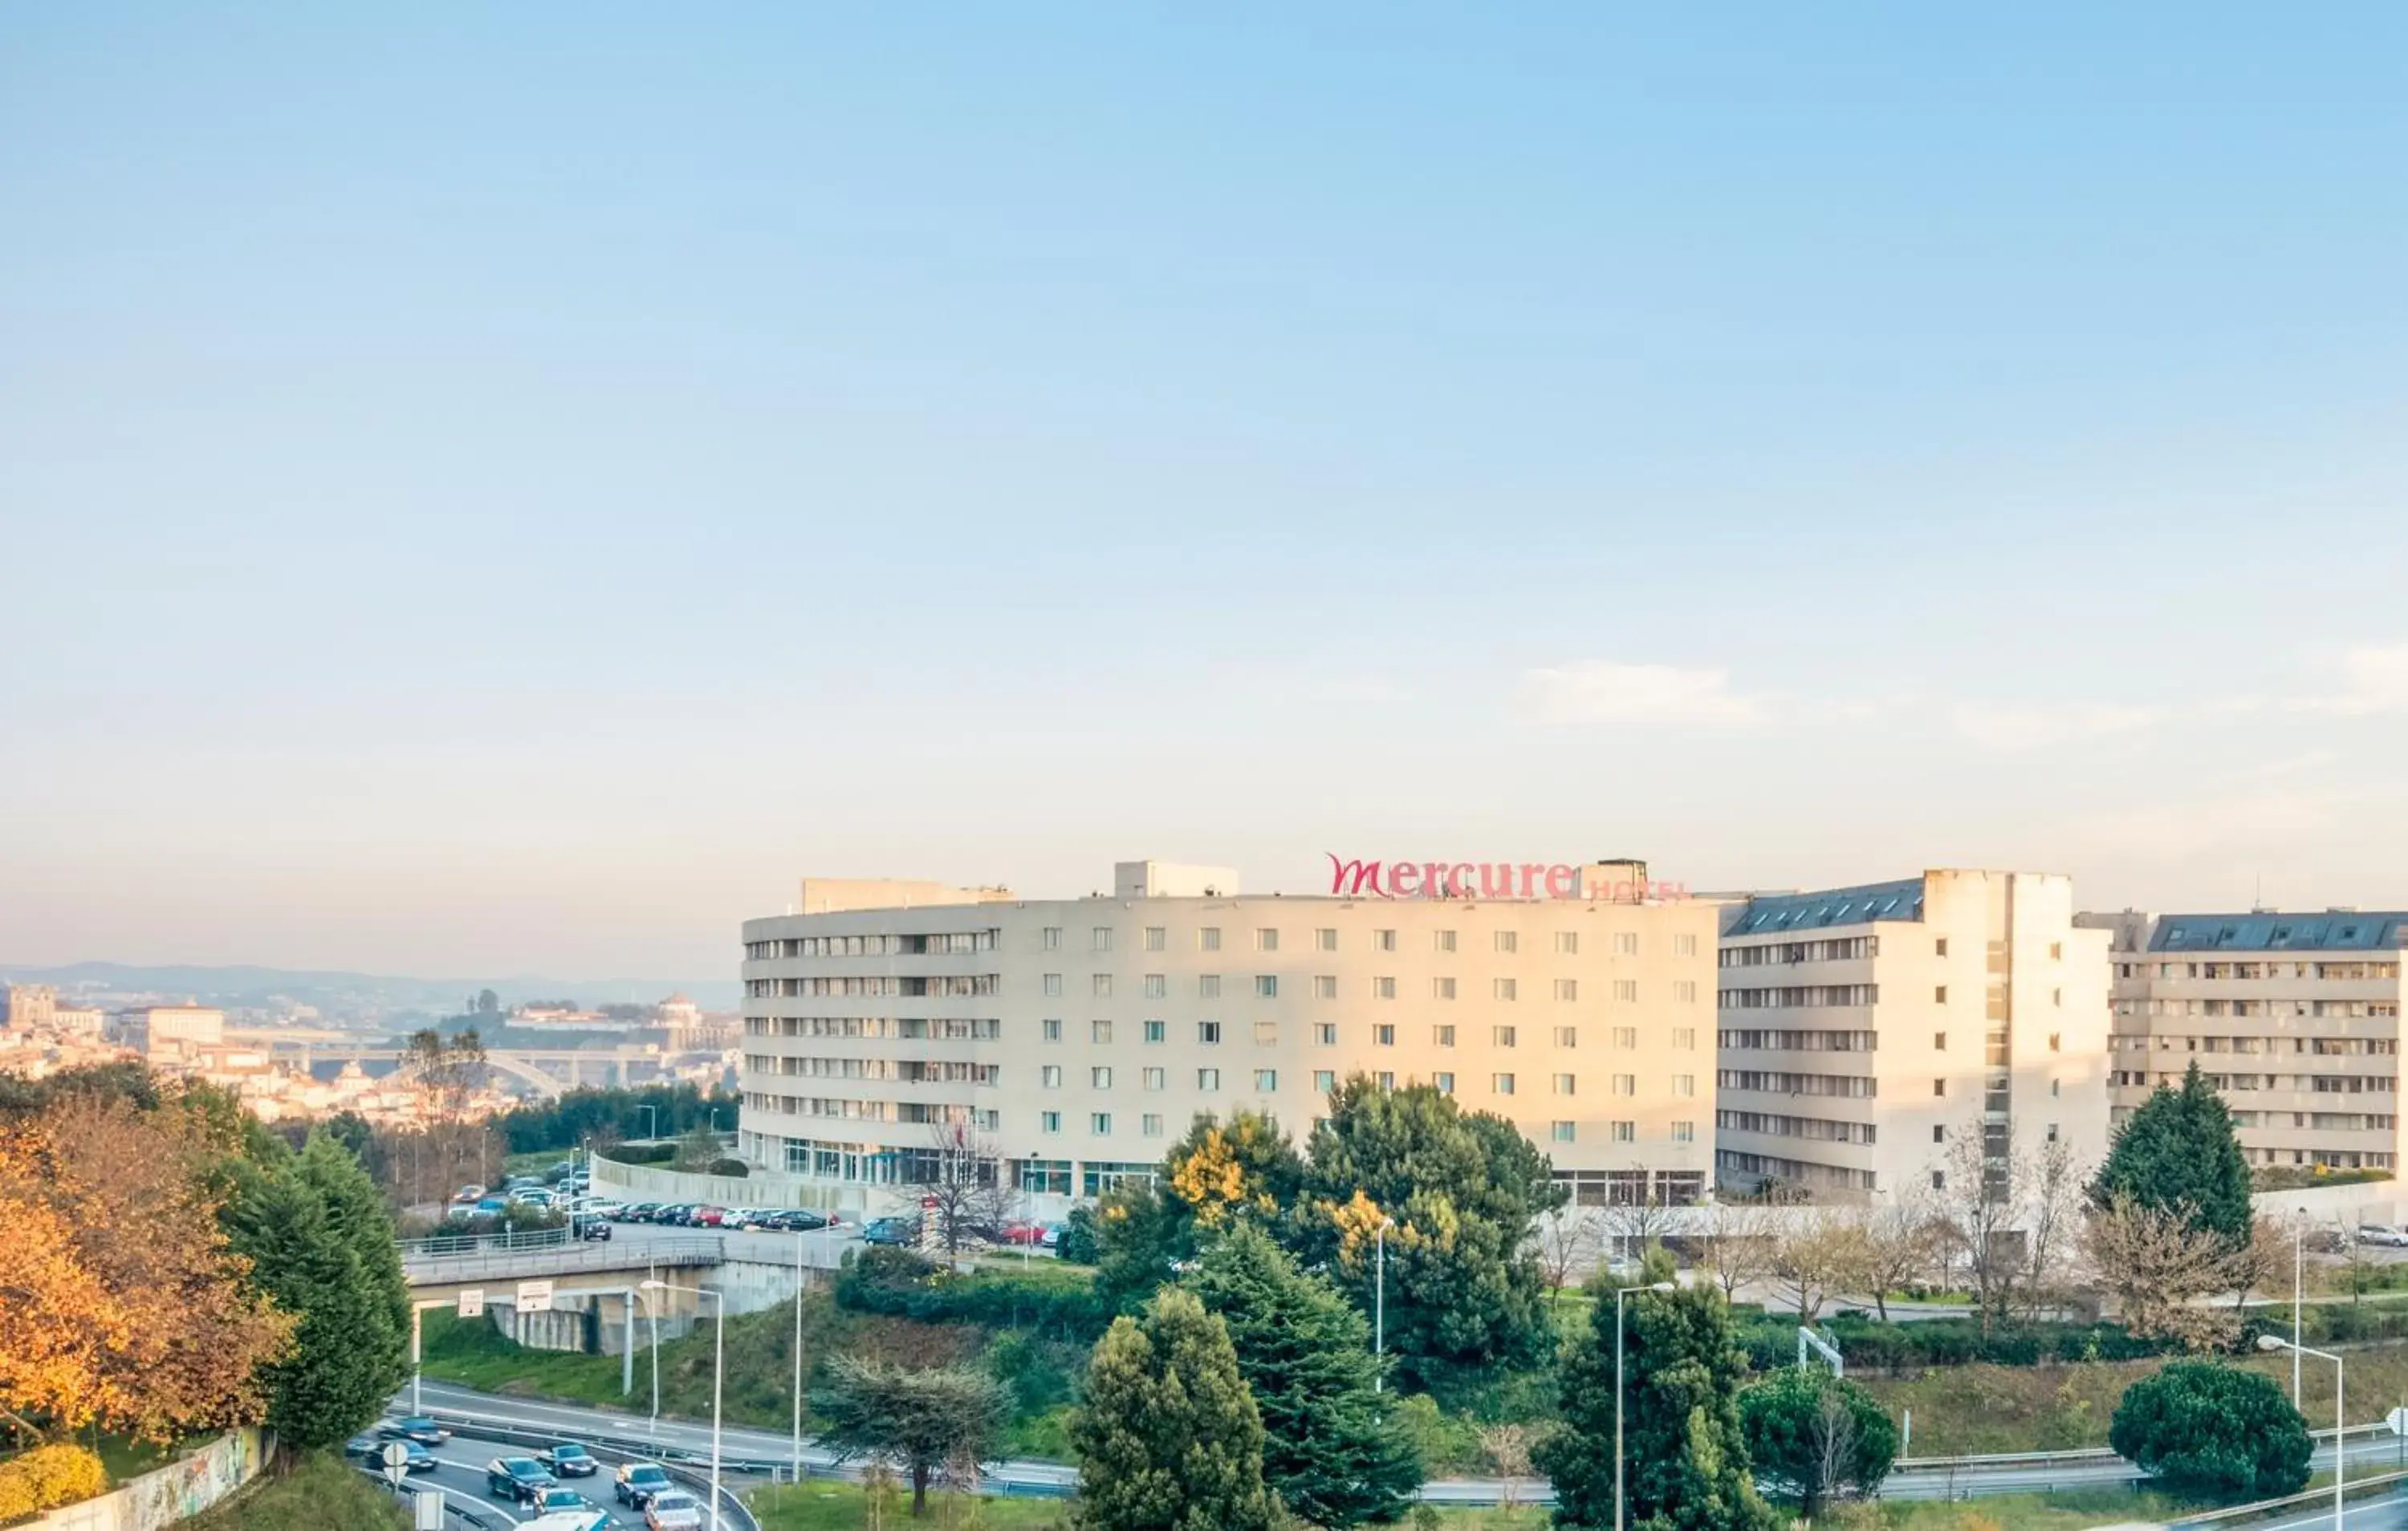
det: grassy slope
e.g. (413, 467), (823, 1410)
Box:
(182, 1452), (408, 1531)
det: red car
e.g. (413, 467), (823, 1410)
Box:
(690, 1206), (729, 1227)
(999, 1220), (1047, 1246)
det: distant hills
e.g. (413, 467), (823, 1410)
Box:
(0, 960), (739, 1025)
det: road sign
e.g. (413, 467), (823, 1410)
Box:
(380, 1441), (413, 1487)
(517, 1279), (554, 1314)
(2387, 1406), (2408, 1436)
(457, 1289), (484, 1318)
(413, 1488), (445, 1529)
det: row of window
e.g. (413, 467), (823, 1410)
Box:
(1715, 1029), (1881, 1053)
(2111, 1071), (2401, 1093)
(742, 1055), (1003, 1085)
(2117, 998), (2402, 1018)
(2225, 1111), (2398, 1132)
(1032, 973), (1682, 1002)
(1041, 925), (1693, 958)
(1715, 1149), (1877, 1192)
(2117, 960), (2404, 981)
(746, 1017), (1003, 1040)
(746, 976), (1001, 998)
(1717, 1069), (1879, 1099)
(1715, 1108), (1877, 1145)
(1717, 936), (1881, 969)
(2122, 1034), (2402, 1054)
(1717, 984), (1881, 1009)
(746, 932), (1000, 960)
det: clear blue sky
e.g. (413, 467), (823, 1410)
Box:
(5, 6), (2406, 978)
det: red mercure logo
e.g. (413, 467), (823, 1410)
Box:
(1326, 855), (1686, 902)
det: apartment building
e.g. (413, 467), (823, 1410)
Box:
(110, 1004), (226, 1059)
(738, 859), (1720, 1214)
(2079, 909), (2406, 1173)
(1715, 870), (2112, 1197)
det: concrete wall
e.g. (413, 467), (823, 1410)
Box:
(29, 1429), (262, 1531)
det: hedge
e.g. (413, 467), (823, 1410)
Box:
(1731, 1310), (2178, 1373)
(0, 1444), (107, 1521)
(601, 1143), (676, 1166)
(834, 1245), (1112, 1341)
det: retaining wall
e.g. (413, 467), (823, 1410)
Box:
(26, 1429), (262, 1531)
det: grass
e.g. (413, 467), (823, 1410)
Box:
(748, 1481), (1559, 1529)
(89, 1432), (185, 1485)
(1810, 1488), (2203, 1530)
(182, 1452), (406, 1531)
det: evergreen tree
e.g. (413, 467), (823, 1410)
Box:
(222, 1131), (412, 1456)
(1072, 1288), (1275, 1531)
(814, 1358), (1009, 1517)
(2110, 1361), (2311, 1501)
(1188, 1224), (1420, 1527)
(1739, 1367), (1899, 1517)
(2089, 1062), (2254, 1245)
(1535, 1283), (1778, 1531)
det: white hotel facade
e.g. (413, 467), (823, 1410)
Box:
(737, 859), (1720, 1213)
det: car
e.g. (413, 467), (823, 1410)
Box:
(537, 1443), (599, 1477)
(344, 1434), (381, 1460)
(515, 1188), (556, 1208)
(690, 1205), (729, 1227)
(380, 1415), (450, 1445)
(999, 1219), (1046, 1246)
(572, 1215), (612, 1242)
(2359, 1224), (2408, 1248)
(654, 1203), (694, 1225)
(453, 1184), (487, 1203)
(583, 1200), (624, 1219)
(521, 1508), (612, 1531)
(719, 1208), (755, 1229)
(759, 1208), (825, 1232)
(619, 1201), (659, 1222)
(486, 1456), (558, 1503)
(644, 1488), (706, 1530)
(1040, 1222), (1068, 1249)
(476, 1196), (508, 1213)
(863, 1216), (921, 1246)
(390, 1441), (440, 1475)
(614, 1461), (676, 1509)
(532, 1485), (601, 1515)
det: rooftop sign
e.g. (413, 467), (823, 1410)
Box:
(1326, 855), (1686, 903)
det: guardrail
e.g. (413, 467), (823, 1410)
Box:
(401, 1227), (576, 1259)
(395, 1411), (759, 1531)
(2170, 1468), (2408, 1528)
(401, 1237), (726, 1285)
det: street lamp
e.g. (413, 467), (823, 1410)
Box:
(640, 1104), (657, 1143)
(1616, 1281), (1678, 1531)
(646, 1280), (726, 1531)
(1373, 1216), (1396, 1393)
(2259, 1333), (2342, 1529)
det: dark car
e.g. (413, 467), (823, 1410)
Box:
(767, 1208), (830, 1232)
(614, 1461), (676, 1509)
(486, 1456), (558, 1503)
(380, 1415), (450, 1445)
(363, 1439), (437, 1473)
(617, 1201), (659, 1222)
(863, 1216), (921, 1247)
(572, 1214), (612, 1242)
(653, 1203), (694, 1225)
(539, 1443), (599, 1477)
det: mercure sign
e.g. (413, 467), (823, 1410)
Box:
(1326, 855), (1686, 902)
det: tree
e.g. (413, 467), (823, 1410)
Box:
(2080, 1196), (2248, 1352)
(1535, 1208), (1597, 1303)
(1072, 1288), (1275, 1531)
(1165, 1111), (1303, 1233)
(1535, 1281), (1780, 1531)
(2019, 1136), (2085, 1320)
(221, 1131), (412, 1457)
(913, 1121), (1019, 1258)
(1766, 1210), (1865, 1323)
(1688, 1201), (1774, 1303)
(1739, 1368), (1898, 1517)
(405, 1027), (486, 1123)
(814, 1358), (1010, 1517)
(2089, 1062), (2253, 1248)
(1056, 1204), (1103, 1265)
(1092, 1180), (1190, 1314)
(1934, 1122), (2027, 1338)
(1855, 1196), (1941, 1322)
(1187, 1224), (1421, 1527)
(2109, 1361), (2312, 1501)
(671, 1123), (722, 1173)
(475, 989), (501, 1016)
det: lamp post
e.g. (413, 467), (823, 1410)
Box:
(793, 1228), (807, 1485)
(1373, 1216), (1395, 1392)
(640, 1104), (657, 1143)
(647, 1280), (725, 1531)
(1616, 1281), (1677, 1531)
(2295, 1220), (2304, 1405)
(2260, 1333), (2343, 1529)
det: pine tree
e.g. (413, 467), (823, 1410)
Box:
(1072, 1288), (1275, 1531)
(1189, 1224), (1420, 1526)
(2089, 1061), (2254, 1245)
(1535, 1284), (1778, 1531)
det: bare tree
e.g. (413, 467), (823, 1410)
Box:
(1690, 1200), (1775, 1302)
(1768, 1208), (1868, 1323)
(1813, 1386), (1863, 1517)
(2017, 1135), (2085, 1321)
(1934, 1120), (2028, 1338)
(2080, 1196), (2249, 1352)
(1534, 1207), (1597, 1303)
(915, 1119), (1017, 1257)
(1857, 1193), (1942, 1322)
(1476, 1423), (1536, 1512)
(1598, 1171), (1674, 1270)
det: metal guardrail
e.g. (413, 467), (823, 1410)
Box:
(401, 1226), (576, 1259)
(401, 1237), (726, 1285)
(2170, 1468), (2408, 1528)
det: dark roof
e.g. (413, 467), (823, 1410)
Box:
(1723, 878), (1926, 937)
(2150, 913), (2408, 952)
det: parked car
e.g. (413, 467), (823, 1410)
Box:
(690, 1206), (729, 1227)
(863, 1216), (921, 1247)
(476, 1196), (508, 1214)
(614, 1462), (676, 1509)
(453, 1184), (487, 1203)
(2359, 1224), (2408, 1248)
(572, 1214), (612, 1242)
(486, 1456), (558, 1504)
(644, 1489), (706, 1531)
(381, 1415), (450, 1445)
(616, 1201), (658, 1222)
(719, 1208), (756, 1230)
(538, 1443), (598, 1477)
(582, 1200), (624, 1219)
(1040, 1222), (1067, 1249)
(999, 1220), (1046, 1246)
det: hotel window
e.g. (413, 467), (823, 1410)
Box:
(2052, 989), (2063, 1008)
(1199, 927), (1222, 952)
(1433, 977), (1457, 1001)
(1144, 926), (1165, 952)
(1092, 1066), (1113, 1089)
(1043, 973), (1064, 997)
(1091, 927), (1114, 952)
(1933, 1078), (1947, 1097)
(1199, 976), (1222, 1000)
(1314, 1070), (1336, 1093)
(1614, 932), (1639, 956)
(1495, 931), (1519, 955)
(1090, 1113), (1112, 1135)
(1434, 1024), (1457, 1047)
(1671, 1120), (1695, 1143)
(1142, 1113), (1164, 1138)
(1043, 927), (1062, 951)
(1425, 1072), (1450, 1094)
(1254, 1021), (1277, 1045)
(1373, 977), (1397, 1000)
(1314, 976), (1339, 1000)
(1612, 1120), (1635, 1143)
(1552, 1072), (1576, 1095)
(1613, 980), (1638, 1002)
(1551, 1121), (1576, 1143)
(1495, 978), (1519, 1001)
(1144, 974), (1166, 998)
(1092, 1020), (1113, 1043)
(1613, 1074), (1635, 1096)
(1435, 929), (1458, 953)
(1935, 985), (1948, 1003)
(1198, 1068), (1221, 1090)
(1494, 1025), (1518, 1047)
(1493, 1073), (1516, 1095)
(1934, 1031), (1947, 1050)
(1142, 1067), (1165, 1090)
(1198, 1021), (1222, 1046)
(1316, 927), (1337, 952)
(1374, 1024), (1397, 1046)
(1555, 1026), (1578, 1049)
(1374, 929), (1397, 952)
(1672, 980), (1697, 1003)
(1093, 974), (1113, 998)
(1376, 1071), (1395, 1090)
(2049, 941), (2064, 960)
(1255, 975), (1279, 999)
(1314, 1022), (1337, 1046)
(1254, 1069), (1278, 1091)
(2048, 1032), (2062, 1052)
(1673, 1074), (1695, 1098)
(1556, 932), (1579, 956)
(1043, 1019), (1064, 1042)
(1673, 933), (1698, 957)
(1671, 1027), (1695, 1050)
(1144, 1020), (1165, 1043)
(1042, 1111), (1061, 1134)
(1613, 1026), (1637, 1050)
(1555, 979), (1578, 1002)
(1936, 938), (1949, 957)
(1041, 1066), (1063, 1088)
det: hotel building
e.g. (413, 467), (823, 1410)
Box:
(2079, 908), (2406, 1173)
(1715, 870), (2113, 1196)
(738, 859), (1719, 1214)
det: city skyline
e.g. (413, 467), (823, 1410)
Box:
(7, 6), (2408, 976)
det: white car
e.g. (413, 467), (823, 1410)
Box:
(644, 1489), (706, 1530)
(2359, 1224), (2408, 1248)
(720, 1208), (756, 1230)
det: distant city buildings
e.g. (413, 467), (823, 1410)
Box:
(5, 983), (57, 1031)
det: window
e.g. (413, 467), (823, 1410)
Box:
(1670, 1120), (1695, 1143)
(1433, 977), (1458, 1000)
(1043, 1019), (1063, 1042)
(1672, 980), (1698, 1003)
(1936, 937), (1949, 957)
(1090, 1113), (1112, 1135)
(1552, 1072), (1576, 1095)
(2048, 1032), (2062, 1052)
(1313, 1070), (1336, 1092)
(1931, 1171), (1946, 1190)
(1614, 932), (1639, 956)
(1254, 1021), (1277, 1045)
(1612, 1120), (1636, 1143)
(1091, 1066), (1113, 1089)
(1198, 1068), (1221, 1090)
(1043, 973), (1064, 997)
(1043, 927), (1063, 951)
(1314, 1022), (1337, 1046)
(1613, 980), (1638, 1002)
(1042, 1111), (1061, 1134)
(1256, 928), (1279, 953)
(1932, 1124), (1944, 1143)
(1254, 1069), (1278, 1091)
(1376, 1071), (1396, 1090)
(1144, 1020), (1165, 1044)
(1613, 1026), (1637, 1050)
(1934, 985), (1948, 1003)
(2052, 988), (2063, 1008)
(1199, 975), (1222, 1000)
(1144, 974), (1167, 998)
(1934, 1031), (1949, 1050)
(1198, 1021), (1222, 1046)
(1314, 975), (1339, 1000)
(1373, 929), (1397, 952)
(1494, 1025), (1518, 1047)
(1042, 1066), (1063, 1088)
(1494, 978), (1519, 1001)
(1435, 929), (1458, 953)
(1144, 926), (1165, 952)
(1255, 975), (1279, 999)
(1374, 1024), (1397, 1046)
(1142, 1067), (1165, 1091)
(1495, 931), (1519, 955)
(1613, 1074), (1636, 1096)
(1373, 977), (1397, 1000)
(1142, 1113), (1164, 1138)
(1671, 1026), (1695, 1050)
(1933, 1078), (1947, 1098)
(2049, 941), (2063, 960)
(1092, 1020), (1114, 1043)
(1493, 1073), (1516, 1094)
(1316, 928), (1337, 952)
(1556, 932), (1580, 956)
(1555, 978), (1578, 1001)
(1092, 974), (1113, 998)
(1552, 1120), (1576, 1143)
(1434, 1072), (1455, 1094)
(1199, 928), (1222, 952)
(1673, 934), (1698, 957)
(1434, 1024), (1457, 1047)
(1673, 1074), (1695, 1098)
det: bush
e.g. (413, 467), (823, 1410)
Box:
(1389, 1393), (1485, 1477)
(833, 1244), (1110, 1341)
(0, 1444), (108, 1520)
(706, 1158), (749, 1177)
(1056, 1204), (1101, 1265)
(2109, 1360), (2312, 1501)
(602, 1143), (676, 1166)
(1731, 1310), (2174, 1373)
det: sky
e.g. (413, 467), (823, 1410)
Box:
(5, 6), (2407, 981)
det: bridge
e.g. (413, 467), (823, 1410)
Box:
(399, 1227), (725, 1291)
(238, 1031), (681, 1099)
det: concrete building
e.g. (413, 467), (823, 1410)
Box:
(2079, 908), (2406, 1174)
(51, 1005), (105, 1038)
(738, 858), (1720, 1213)
(1715, 870), (2112, 1197)
(4, 984), (57, 1031)
(112, 1004), (226, 1059)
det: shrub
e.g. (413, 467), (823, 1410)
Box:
(834, 1244), (1111, 1341)
(602, 1143), (676, 1166)
(1731, 1311), (2174, 1373)
(2109, 1360), (2311, 1501)
(706, 1158), (749, 1177)
(1056, 1204), (1102, 1265)
(0, 1444), (108, 1520)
